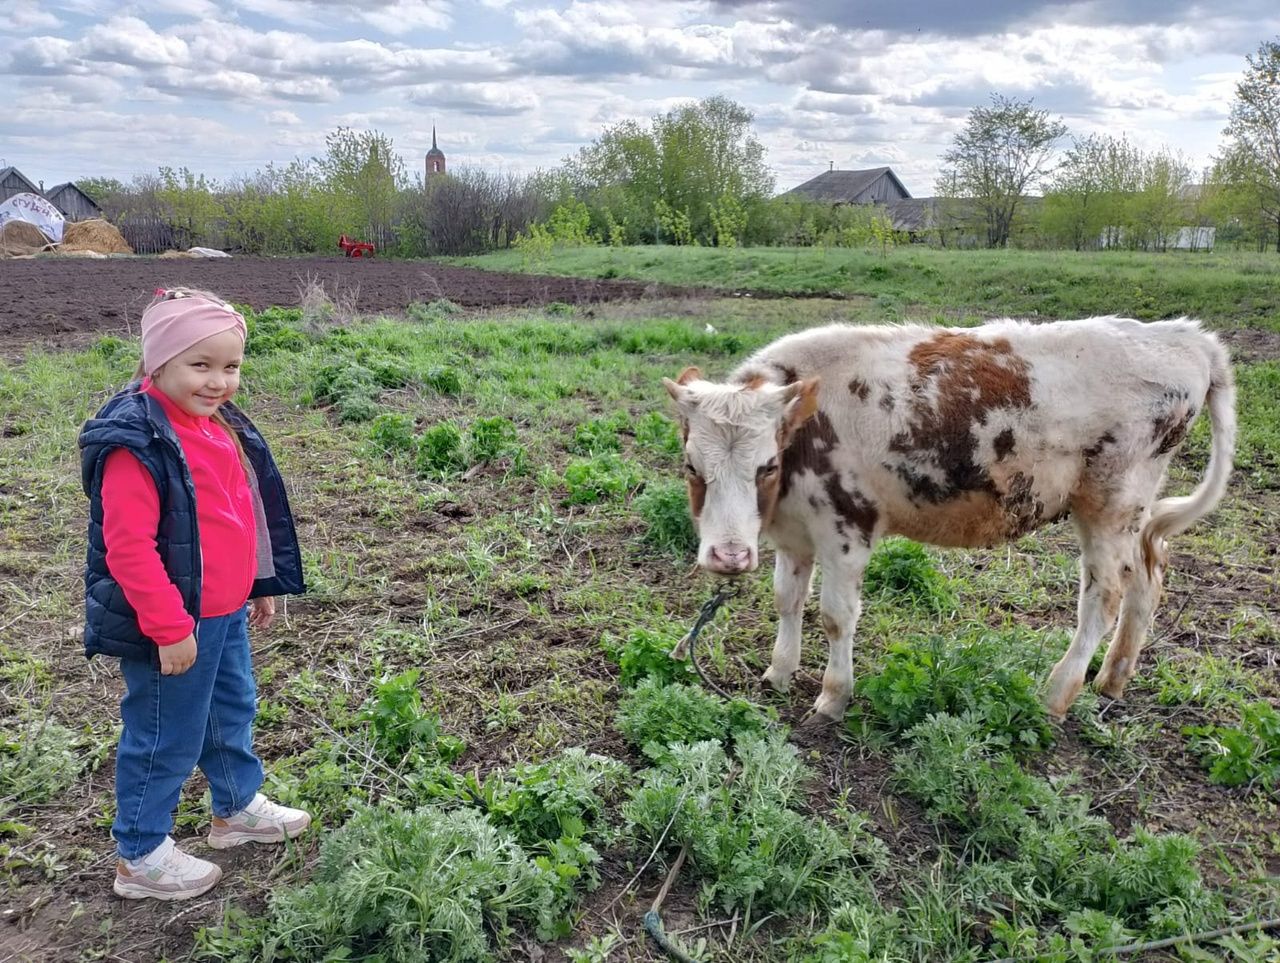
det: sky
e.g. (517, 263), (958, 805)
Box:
(2, 1), (1278, 198)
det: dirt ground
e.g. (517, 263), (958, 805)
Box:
(0, 256), (697, 350)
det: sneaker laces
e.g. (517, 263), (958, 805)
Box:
(244, 795), (291, 820)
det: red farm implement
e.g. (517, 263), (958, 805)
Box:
(337, 234), (375, 258)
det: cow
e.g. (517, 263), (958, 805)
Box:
(663, 317), (1236, 722)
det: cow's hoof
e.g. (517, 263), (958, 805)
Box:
(761, 666), (793, 693)
(799, 709), (837, 729)
(808, 693), (848, 723)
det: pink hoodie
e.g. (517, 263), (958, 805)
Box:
(100, 381), (258, 646)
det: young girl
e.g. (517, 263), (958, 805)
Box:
(80, 288), (309, 900)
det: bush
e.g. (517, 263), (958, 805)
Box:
(634, 481), (697, 555)
(424, 365), (464, 395)
(245, 307), (308, 354)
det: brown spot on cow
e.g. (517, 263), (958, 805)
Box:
(779, 410), (879, 543)
(686, 474), (707, 521)
(848, 378), (871, 401)
(994, 428), (1015, 461)
(1083, 431), (1117, 464)
(741, 373), (768, 390)
(1152, 387), (1194, 455)
(887, 332), (1033, 504)
(880, 392), (895, 412)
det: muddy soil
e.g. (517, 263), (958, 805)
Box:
(0, 256), (697, 349)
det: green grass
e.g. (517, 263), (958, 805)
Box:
(2, 284), (1277, 962)
(455, 245), (1280, 330)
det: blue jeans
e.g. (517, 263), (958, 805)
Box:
(113, 608), (264, 861)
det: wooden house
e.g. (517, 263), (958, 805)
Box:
(45, 183), (103, 222)
(0, 166), (42, 205)
(781, 167), (912, 206)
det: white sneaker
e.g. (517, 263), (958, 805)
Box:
(208, 793), (311, 849)
(113, 836), (222, 900)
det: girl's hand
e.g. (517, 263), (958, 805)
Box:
(160, 634), (197, 675)
(250, 596), (276, 630)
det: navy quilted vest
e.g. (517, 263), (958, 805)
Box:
(79, 385), (304, 663)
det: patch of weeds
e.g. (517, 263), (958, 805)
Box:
(405, 298), (463, 323)
(1152, 650), (1261, 707)
(608, 321), (744, 356)
(0, 717), (86, 809)
(617, 678), (772, 763)
(623, 733), (886, 926)
(1185, 701), (1280, 792)
(369, 412), (416, 456)
(569, 413), (630, 455)
(415, 421), (467, 478)
(561, 453), (642, 505)
(89, 334), (132, 362)
(545, 301), (575, 317)
(634, 411), (683, 458)
(863, 537), (956, 614)
(633, 480), (698, 555)
(892, 713), (1223, 942)
(468, 416), (522, 468)
(359, 668), (466, 766)
(601, 627), (695, 688)
(310, 357), (381, 423)
(201, 805), (587, 962)
(245, 306), (308, 354)
(264, 741), (365, 828)
(423, 364), (464, 396)
(853, 629), (1052, 752)
(466, 748), (628, 847)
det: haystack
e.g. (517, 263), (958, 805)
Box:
(0, 220), (51, 258)
(60, 219), (133, 255)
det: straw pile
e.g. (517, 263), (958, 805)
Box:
(0, 220), (51, 258)
(60, 219), (133, 255)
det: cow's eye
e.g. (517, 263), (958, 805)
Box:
(684, 462), (702, 479)
(757, 459), (779, 477)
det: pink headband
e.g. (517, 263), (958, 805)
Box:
(141, 294), (247, 375)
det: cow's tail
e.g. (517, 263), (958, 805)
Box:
(1140, 338), (1236, 576)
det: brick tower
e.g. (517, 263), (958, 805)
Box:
(425, 126), (446, 178)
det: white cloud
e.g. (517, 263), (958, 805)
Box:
(3, 3), (63, 32)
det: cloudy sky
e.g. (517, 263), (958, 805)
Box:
(2, 1), (1277, 197)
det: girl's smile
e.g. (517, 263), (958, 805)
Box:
(151, 328), (244, 418)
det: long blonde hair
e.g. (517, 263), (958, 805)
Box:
(134, 287), (250, 473)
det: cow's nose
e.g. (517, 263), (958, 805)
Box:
(708, 542), (752, 573)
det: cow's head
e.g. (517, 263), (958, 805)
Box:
(663, 366), (820, 575)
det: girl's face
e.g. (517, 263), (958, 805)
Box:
(150, 328), (244, 418)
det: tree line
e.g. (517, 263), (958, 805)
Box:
(79, 39), (1280, 254)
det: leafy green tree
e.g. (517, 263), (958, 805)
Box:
(318, 127), (407, 244)
(936, 94), (1068, 247)
(74, 177), (126, 205)
(567, 96), (772, 244)
(157, 166), (221, 249)
(1219, 38), (1280, 251)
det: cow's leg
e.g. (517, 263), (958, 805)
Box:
(1044, 525), (1135, 719)
(762, 551), (814, 693)
(1094, 544), (1165, 700)
(811, 546), (870, 721)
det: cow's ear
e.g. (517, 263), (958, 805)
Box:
(676, 366), (702, 386)
(664, 367), (702, 406)
(782, 377), (820, 435)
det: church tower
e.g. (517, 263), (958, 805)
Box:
(425, 126), (446, 178)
